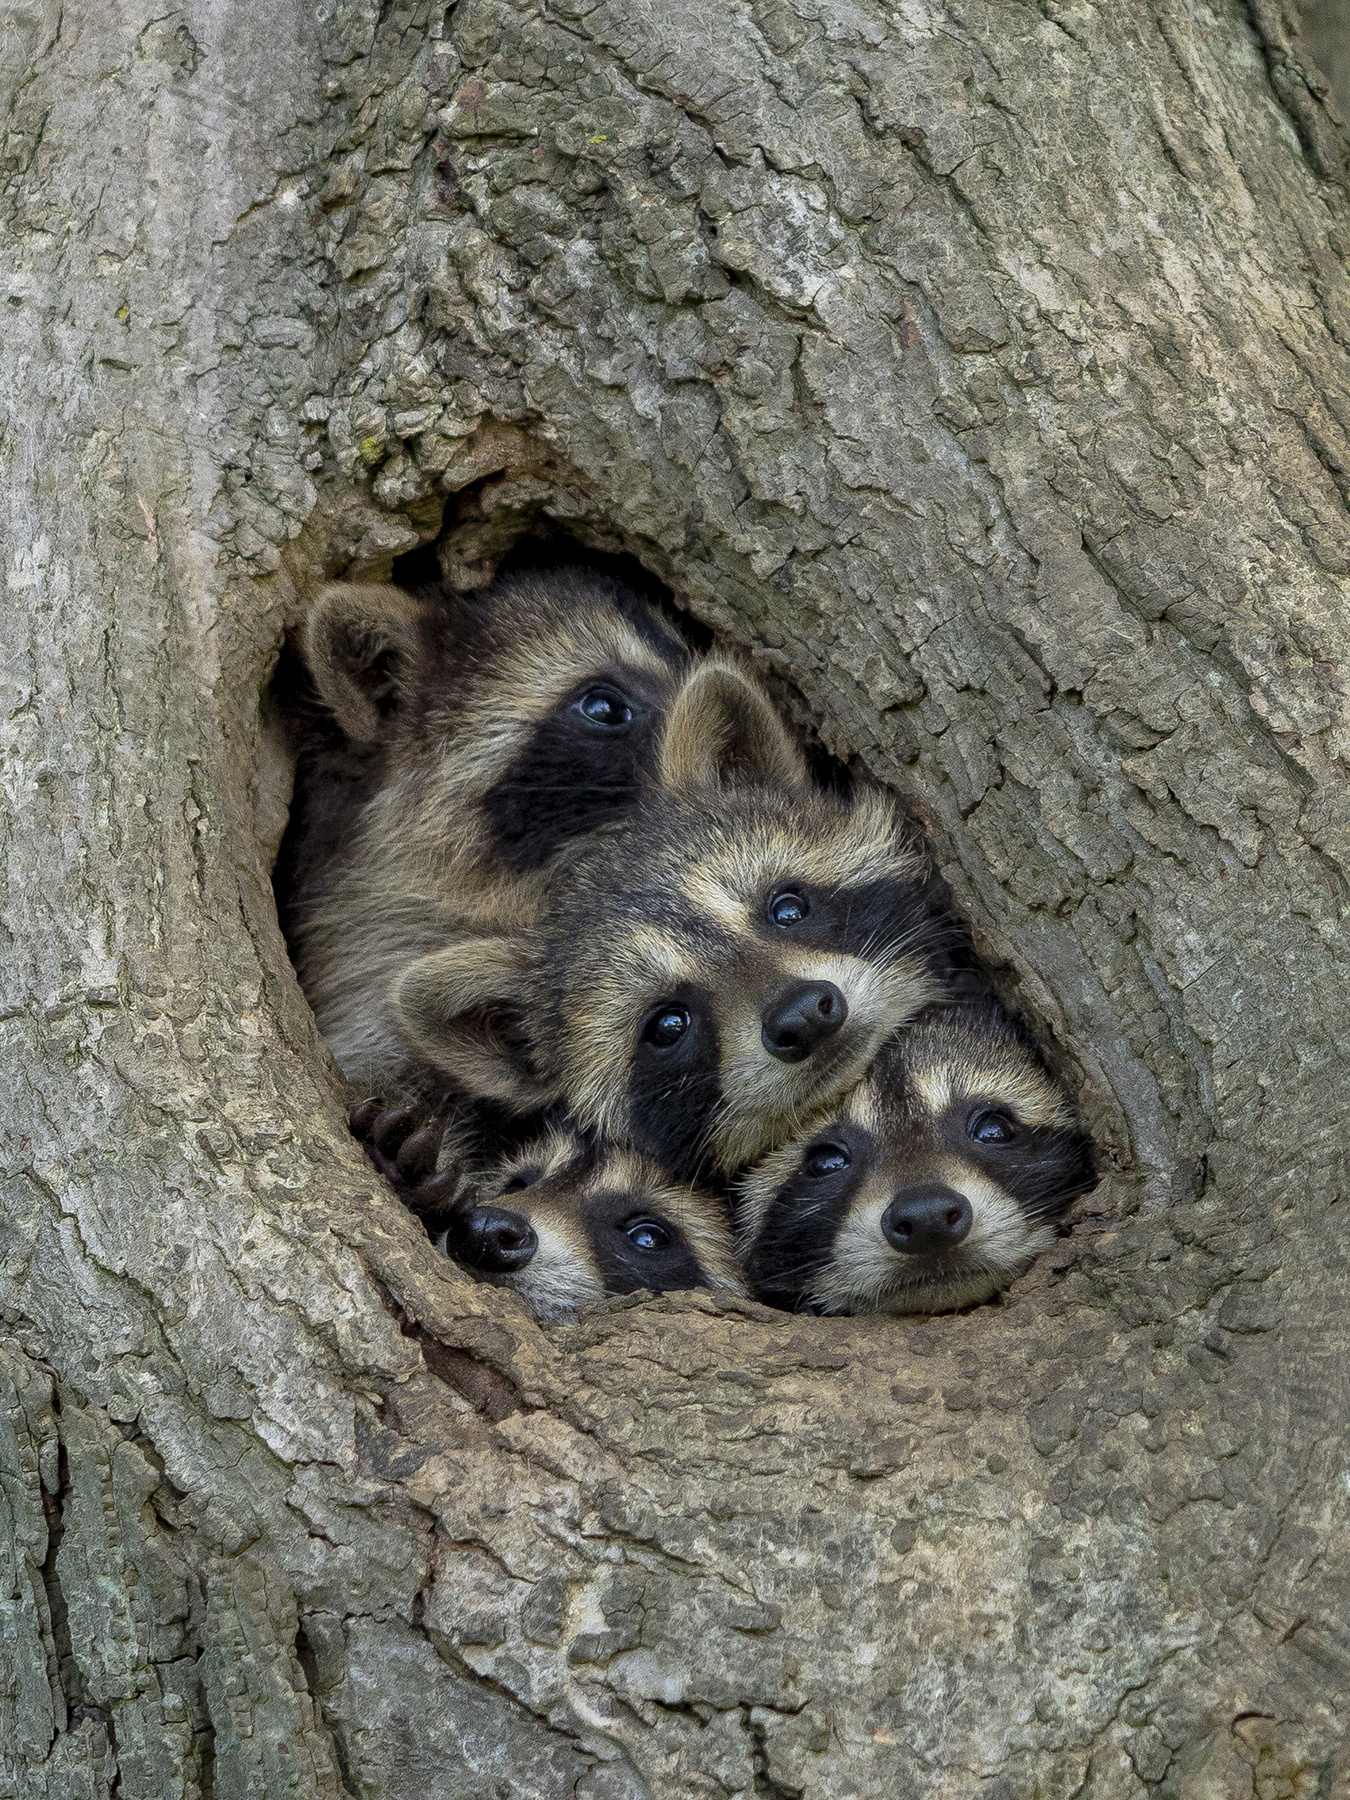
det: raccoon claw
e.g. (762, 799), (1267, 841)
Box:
(405, 1168), (459, 1217)
(370, 1105), (419, 1155)
(348, 1096), (384, 1138)
(395, 1124), (441, 1184)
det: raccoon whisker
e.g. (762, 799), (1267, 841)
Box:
(758, 1258), (834, 1289)
(880, 909), (967, 956)
(853, 912), (931, 963)
(866, 919), (947, 965)
(763, 1251), (865, 1298)
(691, 1095), (736, 1160)
(746, 1226), (841, 1277)
(750, 1220), (840, 1272)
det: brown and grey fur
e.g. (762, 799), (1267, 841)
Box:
(276, 562), (693, 1110)
(395, 661), (958, 1177)
(738, 1000), (1097, 1314)
(436, 1128), (748, 1322)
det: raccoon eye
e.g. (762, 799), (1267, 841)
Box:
(575, 686), (633, 730)
(768, 890), (810, 927)
(642, 1006), (690, 1049)
(802, 1143), (850, 1178)
(624, 1217), (672, 1252)
(500, 1172), (534, 1194)
(969, 1109), (1019, 1145)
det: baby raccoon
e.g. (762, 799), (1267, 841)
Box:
(279, 561), (693, 1104)
(394, 659), (956, 1176)
(434, 1129), (748, 1322)
(738, 1000), (1096, 1314)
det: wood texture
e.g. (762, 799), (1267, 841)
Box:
(1, 0), (1348, 1793)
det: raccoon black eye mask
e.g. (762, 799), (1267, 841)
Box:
(479, 667), (673, 871)
(737, 998), (1097, 1315)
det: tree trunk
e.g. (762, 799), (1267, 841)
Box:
(2, 0), (1349, 1794)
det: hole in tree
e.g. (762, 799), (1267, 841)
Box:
(266, 480), (1101, 1324)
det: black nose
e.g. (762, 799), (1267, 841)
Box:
(448, 1206), (538, 1272)
(881, 1187), (973, 1255)
(761, 981), (848, 1063)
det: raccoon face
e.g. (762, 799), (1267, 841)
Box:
(542, 790), (947, 1176)
(528, 658), (948, 1175)
(435, 1130), (747, 1322)
(738, 1002), (1097, 1314)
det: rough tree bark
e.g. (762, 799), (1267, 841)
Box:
(1297, 1), (1350, 128)
(1, 0), (1349, 1794)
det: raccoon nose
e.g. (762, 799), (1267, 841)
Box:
(761, 981), (848, 1063)
(450, 1206), (539, 1273)
(881, 1187), (973, 1256)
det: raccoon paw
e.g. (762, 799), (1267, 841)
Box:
(348, 1099), (442, 1194)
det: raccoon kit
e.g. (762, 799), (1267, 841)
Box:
(738, 1000), (1096, 1315)
(392, 656), (958, 1180)
(278, 561), (693, 1109)
(434, 1128), (747, 1322)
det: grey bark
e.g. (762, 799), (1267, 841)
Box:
(1, 0), (1348, 1795)
(1298, 0), (1350, 130)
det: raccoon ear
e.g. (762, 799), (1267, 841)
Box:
(303, 584), (423, 744)
(657, 659), (809, 797)
(390, 939), (552, 1112)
